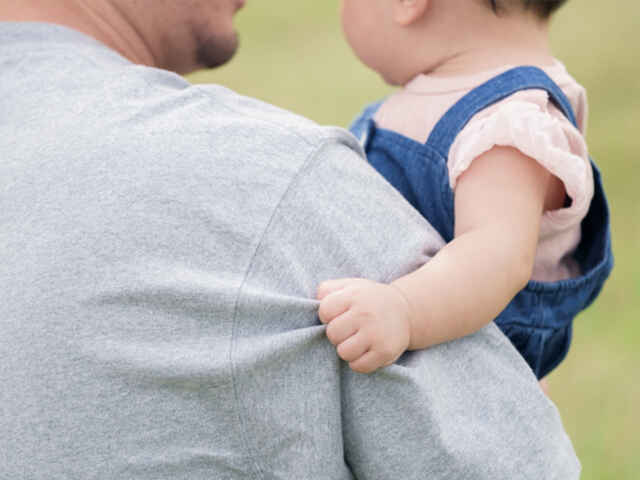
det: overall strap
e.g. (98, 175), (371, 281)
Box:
(426, 66), (579, 159)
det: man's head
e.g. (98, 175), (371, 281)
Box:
(0, 0), (246, 74)
(119, 0), (246, 73)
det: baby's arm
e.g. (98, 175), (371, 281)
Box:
(318, 146), (564, 372)
(395, 145), (563, 349)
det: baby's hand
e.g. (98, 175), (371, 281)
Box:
(317, 278), (412, 374)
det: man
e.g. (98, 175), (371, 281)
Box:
(0, 1), (580, 478)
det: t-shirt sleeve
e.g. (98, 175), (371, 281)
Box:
(245, 135), (581, 480)
(253, 137), (444, 290)
(448, 90), (595, 233)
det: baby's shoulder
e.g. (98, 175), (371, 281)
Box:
(449, 74), (594, 232)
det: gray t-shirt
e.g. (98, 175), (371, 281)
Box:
(0, 22), (580, 479)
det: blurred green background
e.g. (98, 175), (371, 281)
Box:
(189, 1), (640, 477)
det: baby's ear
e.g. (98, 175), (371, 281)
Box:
(393, 0), (429, 26)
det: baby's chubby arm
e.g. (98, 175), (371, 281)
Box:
(318, 145), (564, 373)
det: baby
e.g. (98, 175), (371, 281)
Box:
(318, 0), (613, 380)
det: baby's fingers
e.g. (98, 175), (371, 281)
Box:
(337, 332), (369, 363)
(325, 312), (358, 346)
(318, 289), (352, 324)
(349, 351), (385, 374)
(317, 278), (360, 300)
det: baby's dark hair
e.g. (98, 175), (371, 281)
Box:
(488, 0), (568, 19)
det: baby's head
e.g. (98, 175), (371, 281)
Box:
(342, 0), (567, 85)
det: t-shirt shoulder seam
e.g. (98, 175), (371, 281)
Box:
(234, 137), (346, 291)
(225, 137), (353, 477)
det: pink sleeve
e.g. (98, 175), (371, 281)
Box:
(448, 90), (594, 233)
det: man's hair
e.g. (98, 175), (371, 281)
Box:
(488, 0), (568, 19)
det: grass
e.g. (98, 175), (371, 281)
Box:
(189, 1), (640, 477)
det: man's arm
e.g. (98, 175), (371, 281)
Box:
(234, 138), (580, 479)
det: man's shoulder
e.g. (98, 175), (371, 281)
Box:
(34, 60), (369, 214)
(110, 66), (363, 173)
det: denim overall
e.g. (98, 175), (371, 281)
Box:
(351, 67), (614, 379)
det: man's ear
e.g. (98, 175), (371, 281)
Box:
(393, 0), (429, 26)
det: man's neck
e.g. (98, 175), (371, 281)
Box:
(0, 0), (156, 67)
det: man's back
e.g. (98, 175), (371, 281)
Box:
(0, 22), (359, 479)
(1, 22), (580, 479)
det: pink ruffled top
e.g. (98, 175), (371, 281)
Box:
(374, 61), (594, 282)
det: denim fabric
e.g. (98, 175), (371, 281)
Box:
(351, 67), (614, 379)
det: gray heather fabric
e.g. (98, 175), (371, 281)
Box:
(0, 22), (580, 480)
